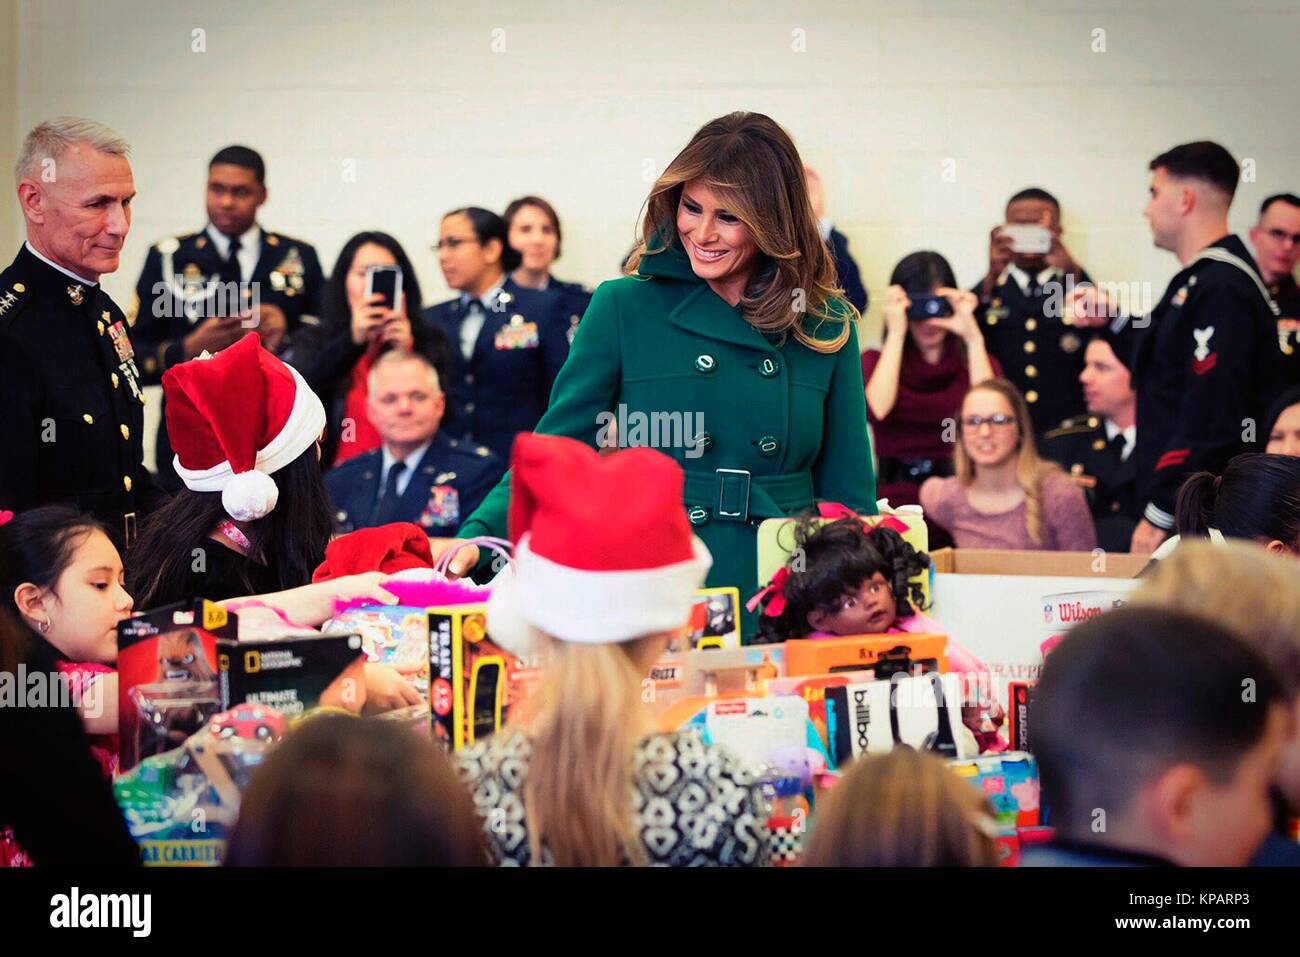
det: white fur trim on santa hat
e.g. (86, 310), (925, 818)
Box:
(221, 469), (280, 521)
(173, 362), (327, 497)
(486, 534), (712, 654)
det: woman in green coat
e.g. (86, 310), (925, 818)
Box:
(451, 112), (877, 639)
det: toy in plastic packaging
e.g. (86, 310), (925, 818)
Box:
(948, 751), (1040, 829)
(825, 672), (976, 764)
(113, 703), (284, 866)
(117, 600), (234, 772)
(218, 631), (369, 718)
(784, 632), (948, 679)
(1008, 681), (1034, 752)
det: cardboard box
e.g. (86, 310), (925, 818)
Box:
(427, 604), (544, 750)
(117, 600), (233, 772)
(323, 605), (431, 696)
(218, 632), (368, 718)
(825, 672), (974, 764)
(928, 548), (1147, 578)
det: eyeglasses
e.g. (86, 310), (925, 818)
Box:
(1265, 228), (1300, 246)
(962, 414), (1017, 430)
(432, 237), (481, 251)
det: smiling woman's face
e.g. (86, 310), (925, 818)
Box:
(960, 388), (1021, 469)
(675, 181), (758, 297)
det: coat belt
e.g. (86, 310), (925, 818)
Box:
(681, 468), (814, 524)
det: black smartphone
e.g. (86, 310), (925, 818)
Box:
(906, 293), (954, 321)
(365, 264), (403, 311)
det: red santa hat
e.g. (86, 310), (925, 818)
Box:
(163, 333), (326, 521)
(312, 523), (434, 582)
(486, 433), (712, 654)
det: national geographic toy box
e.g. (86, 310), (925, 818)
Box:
(218, 632), (369, 718)
(427, 604), (545, 750)
(117, 599), (234, 772)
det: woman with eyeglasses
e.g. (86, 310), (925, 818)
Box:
(863, 252), (999, 518)
(420, 207), (571, 462)
(920, 378), (1096, 550)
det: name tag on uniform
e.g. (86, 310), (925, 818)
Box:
(419, 485), (460, 528)
(494, 315), (539, 350)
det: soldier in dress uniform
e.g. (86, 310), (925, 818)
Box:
(1040, 335), (1140, 552)
(324, 350), (504, 535)
(0, 118), (161, 545)
(1249, 193), (1300, 387)
(504, 195), (594, 344)
(805, 167), (868, 313)
(130, 146), (326, 490)
(974, 188), (1092, 438)
(422, 207), (570, 462)
(1079, 142), (1283, 554)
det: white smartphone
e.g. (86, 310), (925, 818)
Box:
(1000, 224), (1053, 255)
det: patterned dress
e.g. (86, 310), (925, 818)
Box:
(456, 727), (771, 867)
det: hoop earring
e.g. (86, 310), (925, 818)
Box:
(38, 618), (51, 634)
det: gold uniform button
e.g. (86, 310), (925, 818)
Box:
(987, 315), (999, 326)
(13, 283), (25, 293)
(82, 413), (94, 424)
(123, 475), (132, 492)
(1025, 319), (1038, 331)
(1023, 341), (1036, 354)
(1092, 438), (1106, 451)
(120, 424), (130, 440)
(1087, 416), (1099, 428)
(1025, 364), (1038, 378)
(1071, 463), (1084, 475)
(1025, 390), (1039, 403)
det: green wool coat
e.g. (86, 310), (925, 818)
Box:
(458, 241), (878, 639)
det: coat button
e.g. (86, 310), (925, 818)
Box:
(1025, 390), (1039, 403)
(120, 424), (130, 440)
(1025, 319), (1037, 332)
(759, 356), (779, 377)
(123, 475), (133, 492)
(695, 354), (717, 374)
(687, 506), (709, 525)
(465, 373), (474, 385)
(1023, 341), (1036, 354)
(1092, 438), (1106, 451)
(757, 435), (779, 457)
(465, 402), (476, 413)
(987, 315), (999, 326)
(1025, 364), (1038, 378)
(697, 432), (713, 453)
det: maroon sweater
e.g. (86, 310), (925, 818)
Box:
(862, 337), (1001, 506)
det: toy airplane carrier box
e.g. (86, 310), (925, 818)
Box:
(117, 599), (233, 773)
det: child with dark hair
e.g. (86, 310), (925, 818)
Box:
(751, 510), (1002, 748)
(1174, 452), (1300, 556)
(1025, 607), (1289, 866)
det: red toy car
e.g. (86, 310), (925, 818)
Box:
(208, 704), (285, 743)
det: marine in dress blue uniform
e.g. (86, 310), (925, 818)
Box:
(325, 432), (504, 536)
(0, 244), (160, 544)
(419, 277), (569, 461)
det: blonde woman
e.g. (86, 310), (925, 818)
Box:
(1128, 539), (1300, 866)
(451, 112), (876, 638)
(456, 433), (770, 866)
(919, 378), (1096, 550)
(800, 748), (999, 867)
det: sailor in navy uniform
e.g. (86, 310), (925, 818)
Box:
(1123, 234), (1281, 539)
(131, 146), (325, 490)
(326, 432), (504, 536)
(0, 244), (160, 544)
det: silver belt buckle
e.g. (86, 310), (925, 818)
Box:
(715, 468), (751, 521)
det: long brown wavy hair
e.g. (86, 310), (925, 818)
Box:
(954, 378), (1064, 546)
(625, 112), (853, 353)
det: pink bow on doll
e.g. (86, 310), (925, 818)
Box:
(747, 566), (791, 617)
(817, 501), (910, 536)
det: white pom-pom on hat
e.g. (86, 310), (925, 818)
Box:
(221, 469), (280, 521)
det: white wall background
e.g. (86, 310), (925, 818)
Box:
(3, 0), (1299, 338)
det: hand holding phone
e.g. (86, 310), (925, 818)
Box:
(1000, 224), (1053, 255)
(365, 264), (403, 312)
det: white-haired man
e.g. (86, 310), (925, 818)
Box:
(0, 117), (160, 543)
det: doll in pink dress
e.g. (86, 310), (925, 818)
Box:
(750, 511), (1005, 750)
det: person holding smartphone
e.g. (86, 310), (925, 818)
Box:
(863, 252), (999, 520)
(973, 188), (1091, 439)
(283, 231), (449, 468)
